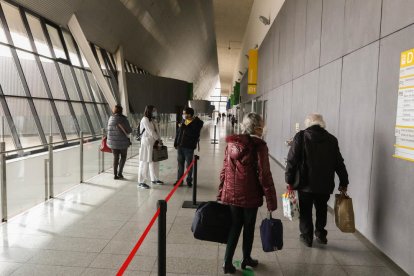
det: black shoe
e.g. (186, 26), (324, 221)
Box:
(151, 180), (164, 185)
(315, 235), (328, 244)
(138, 183), (150, 189)
(187, 182), (192, 187)
(117, 174), (124, 179)
(241, 257), (259, 269)
(114, 175), (119, 180)
(300, 234), (313, 247)
(223, 263), (236, 274)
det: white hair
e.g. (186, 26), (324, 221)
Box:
(304, 113), (326, 129)
(241, 113), (262, 135)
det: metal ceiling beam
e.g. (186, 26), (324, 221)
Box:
(68, 14), (117, 109)
(115, 46), (129, 116)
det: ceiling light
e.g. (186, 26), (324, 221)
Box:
(238, 71), (243, 75)
(244, 54), (249, 59)
(259, 15), (270, 25)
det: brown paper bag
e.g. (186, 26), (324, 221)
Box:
(334, 193), (356, 233)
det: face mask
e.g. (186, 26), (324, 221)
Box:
(152, 111), (158, 117)
(182, 114), (187, 120)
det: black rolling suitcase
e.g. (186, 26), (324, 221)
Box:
(260, 213), (283, 252)
(191, 201), (232, 244)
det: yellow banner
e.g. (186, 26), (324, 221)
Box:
(248, 49), (258, 92)
(400, 48), (414, 68)
(248, 84), (256, 95)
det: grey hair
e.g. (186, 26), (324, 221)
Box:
(304, 113), (326, 129)
(241, 113), (263, 134)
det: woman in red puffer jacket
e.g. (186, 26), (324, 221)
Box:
(217, 113), (277, 274)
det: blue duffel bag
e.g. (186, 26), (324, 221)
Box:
(191, 201), (232, 244)
(260, 213), (283, 252)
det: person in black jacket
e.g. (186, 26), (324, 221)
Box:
(285, 113), (349, 247)
(174, 107), (204, 187)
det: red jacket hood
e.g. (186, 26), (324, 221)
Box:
(225, 134), (266, 160)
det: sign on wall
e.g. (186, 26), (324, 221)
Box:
(394, 48), (414, 162)
(248, 49), (258, 94)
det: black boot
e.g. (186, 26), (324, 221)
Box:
(223, 262), (236, 274)
(241, 257), (259, 269)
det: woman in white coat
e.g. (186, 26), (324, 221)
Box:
(138, 105), (164, 189)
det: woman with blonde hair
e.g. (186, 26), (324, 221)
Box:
(218, 112), (277, 274)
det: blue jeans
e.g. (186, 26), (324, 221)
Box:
(177, 147), (194, 184)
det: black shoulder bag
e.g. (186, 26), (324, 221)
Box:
(291, 131), (307, 189)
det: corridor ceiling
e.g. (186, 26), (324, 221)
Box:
(13, 0), (220, 99)
(213, 0), (254, 96)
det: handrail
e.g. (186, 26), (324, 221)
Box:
(0, 134), (103, 155)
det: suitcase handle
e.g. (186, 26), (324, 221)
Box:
(267, 212), (273, 220)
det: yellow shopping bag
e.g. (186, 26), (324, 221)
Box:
(334, 192), (355, 233)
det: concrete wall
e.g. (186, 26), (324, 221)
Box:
(243, 0), (414, 274)
(126, 73), (190, 114)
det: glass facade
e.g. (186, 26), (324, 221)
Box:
(124, 59), (150, 75)
(0, 0), (117, 154)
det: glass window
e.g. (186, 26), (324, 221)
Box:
(0, 102), (15, 151)
(54, 101), (78, 139)
(97, 85), (106, 104)
(105, 77), (117, 99)
(5, 97), (41, 147)
(46, 24), (66, 59)
(79, 51), (89, 69)
(74, 68), (91, 102)
(0, 45), (26, 96)
(1, 1), (32, 51)
(62, 31), (80, 67)
(71, 102), (91, 134)
(32, 99), (62, 142)
(124, 61), (129, 72)
(86, 71), (103, 103)
(98, 104), (110, 121)
(85, 103), (100, 132)
(0, 17), (8, 43)
(17, 50), (48, 98)
(58, 63), (79, 100)
(40, 57), (65, 100)
(109, 53), (116, 70)
(94, 46), (108, 74)
(26, 13), (51, 57)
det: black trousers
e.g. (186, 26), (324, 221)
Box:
(298, 191), (330, 239)
(224, 206), (258, 264)
(113, 148), (128, 176)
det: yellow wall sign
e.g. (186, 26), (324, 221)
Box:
(394, 48), (414, 162)
(248, 85), (256, 94)
(248, 49), (258, 94)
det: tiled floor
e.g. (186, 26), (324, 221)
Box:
(0, 119), (406, 275)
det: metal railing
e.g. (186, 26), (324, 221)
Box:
(0, 128), (140, 223)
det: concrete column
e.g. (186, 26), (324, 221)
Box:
(115, 46), (129, 115)
(68, 14), (117, 108)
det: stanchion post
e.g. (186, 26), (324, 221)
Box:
(211, 125), (218, 144)
(158, 200), (167, 276)
(80, 131), (83, 183)
(48, 135), (54, 198)
(101, 128), (105, 172)
(182, 155), (204, 209)
(192, 155), (199, 206)
(44, 159), (49, 200)
(0, 142), (7, 222)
